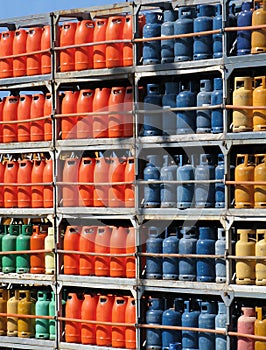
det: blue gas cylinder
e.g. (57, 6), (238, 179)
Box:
(162, 299), (182, 350)
(169, 343), (181, 350)
(144, 155), (161, 208)
(213, 4), (223, 58)
(237, 2), (252, 55)
(174, 7), (195, 61)
(193, 5), (215, 60)
(215, 302), (227, 350)
(215, 154), (225, 208)
(160, 155), (178, 208)
(146, 226), (163, 279)
(196, 226), (216, 282)
(143, 83), (162, 136)
(211, 77), (223, 133)
(179, 226), (197, 281)
(161, 9), (178, 63)
(162, 82), (179, 135)
(176, 82), (197, 134)
(182, 299), (200, 349)
(177, 155), (195, 209)
(227, 5), (237, 56)
(146, 297), (165, 350)
(196, 79), (213, 133)
(215, 228), (226, 283)
(143, 12), (162, 65)
(198, 301), (217, 350)
(162, 228), (179, 279)
(195, 153), (215, 208)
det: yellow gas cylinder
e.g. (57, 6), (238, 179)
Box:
(255, 229), (266, 286)
(254, 154), (266, 208)
(253, 76), (266, 131)
(0, 289), (8, 336)
(17, 290), (35, 338)
(7, 289), (20, 337)
(232, 77), (253, 132)
(44, 227), (55, 274)
(236, 229), (256, 285)
(235, 154), (255, 208)
(255, 307), (266, 350)
(251, 0), (266, 54)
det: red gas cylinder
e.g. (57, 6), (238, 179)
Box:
(112, 296), (127, 348)
(95, 226), (112, 276)
(123, 86), (133, 138)
(4, 160), (18, 208)
(75, 20), (94, 71)
(108, 87), (125, 138)
(125, 297), (136, 349)
(81, 294), (98, 344)
(3, 95), (19, 143)
(17, 159), (32, 208)
(17, 95), (31, 142)
(30, 224), (47, 274)
(0, 98), (4, 144)
(41, 25), (51, 74)
(60, 22), (77, 72)
(0, 31), (14, 78)
(64, 226), (80, 275)
(43, 158), (53, 208)
(79, 226), (97, 276)
(13, 29), (27, 77)
(126, 227), (136, 278)
(61, 90), (79, 140)
(110, 226), (127, 277)
(31, 159), (45, 208)
(44, 93), (52, 141)
(78, 157), (95, 207)
(26, 27), (42, 76)
(123, 15), (133, 67)
(30, 93), (45, 142)
(92, 87), (110, 138)
(106, 16), (125, 68)
(62, 158), (79, 207)
(125, 157), (135, 208)
(0, 161), (5, 207)
(77, 89), (94, 139)
(65, 292), (83, 343)
(108, 155), (126, 207)
(96, 294), (114, 346)
(93, 155), (110, 207)
(93, 18), (108, 69)
(237, 307), (256, 350)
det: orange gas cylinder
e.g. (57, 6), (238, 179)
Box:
(108, 155), (126, 207)
(255, 306), (266, 350)
(254, 154), (266, 208)
(77, 89), (94, 139)
(96, 294), (114, 346)
(93, 18), (108, 69)
(108, 87), (125, 138)
(3, 95), (19, 143)
(26, 27), (42, 76)
(78, 157), (95, 207)
(17, 159), (32, 208)
(44, 93), (52, 141)
(123, 86), (133, 138)
(4, 160), (18, 208)
(253, 76), (266, 131)
(0, 161), (5, 207)
(0, 97), (4, 143)
(81, 294), (98, 344)
(30, 224), (47, 274)
(126, 227), (136, 278)
(251, 0), (266, 54)
(123, 16), (133, 67)
(125, 157), (135, 208)
(31, 159), (45, 208)
(60, 22), (77, 72)
(92, 87), (110, 138)
(61, 90), (79, 140)
(125, 297), (136, 349)
(106, 16), (125, 68)
(30, 93), (45, 142)
(93, 155), (110, 207)
(95, 226), (112, 276)
(41, 25), (51, 74)
(65, 292), (83, 343)
(62, 158), (79, 207)
(13, 29), (27, 77)
(64, 226), (80, 275)
(110, 226), (127, 277)
(235, 154), (255, 208)
(17, 95), (31, 142)
(75, 20), (94, 71)
(112, 296), (127, 348)
(79, 226), (97, 276)
(43, 158), (53, 208)
(0, 31), (14, 78)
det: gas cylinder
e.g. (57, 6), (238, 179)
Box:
(3, 95), (19, 143)
(146, 297), (164, 350)
(255, 307), (266, 350)
(112, 296), (127, 347)
(110, 226), (127, 277)
(49, 291), (55, 340)
(95, 226), (112, 276)
(109, 154), (126, 207)
(146, 226), (163, 279)
(43, 158), (53, 208)
(0, 225), (5, 270)
(215, 228), (226, 283)
(0, 31), (14, 79)
(196, 79), (213, 133)
(179, 226), (197, 281)
(235, 154), (255, 208)
(45, 227), (55, 274)
(162, 228), (179, 280)
(92, 87), (110, 138)
(196, 227), (216, 282)
(193, 5), (215, 60)
(195, 154), (215, 208)
(79, 226), (96, 276)
(213, 4), (223, 58)
(81, 294), (98, 344)
(17, 159), (32, 208)
(4, 160), (19, 208)
(143, 12), (162, 65)
(252, 0), (266, 54)
(255, 154), (266, 208)
(0, 289), (7, 336)
(26, 27), (42, 76)
(161, 9), (178, 64)
(35, 290), (50, 339)
(176, 82), (197, 134)
(7, 289), (20, 337)
(61, 90), (79, 140)
(215, 302), (227, 350)
(108, 86), (125, 138)
(65, 292), (83, 343)
(174, 7), (194, 62)
(160, 155), (178, 208)
(255, 229), (266, 286)
(76, 89), (94, 139)
(31, 159), (45, 208)
(17, 95), (31, 142)
(162, 82), (179, 135)
(236, 229), (256, 285)
(215, 154), (225, 208)
(253, 76), (266, 131)
(17, 290), (35, 338)
(125, 156), (135, 208)
(96, 294), (114, 346)
(123, 86), (133, 137)
(30, 225), (47, 274)
(177, 155), (195, 209)
(126, 227), (136, 278)
(78, 157), (95, 207)
(198, 301), (217, 350)
(63, 226), (80, 275)
(93, 18), (108, 69)
(123, 15), (133, 66)
(2, 224), (20, 273)
(125, 297), (136, 349)
(93, 154), (110, 207)
(0, 98), (4, 144)
(16, 224), (32, 273)
(211, 77), (223, 133)
(44, 93), (52, 141)
(237, 307), (256, 350)
(237, 2), (253, 55)
(106, 16), (125, 68)
(30, 93), (45, 142)
(62, 158), (79, 207)
(144, 155), (161, 208)
(75, 20), (94, 71)
(41, 25), (51, 74)
(143, 83), (162, 136)
(59, 22), (76, 72)
(13, 29), (27, 77)
(182, 299), (200, 349)
(162, 299), (182, 349)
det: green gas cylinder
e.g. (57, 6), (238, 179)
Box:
(236, 229), (256, 285)
(16, 224), (32, 273)
(2, 224), (20, 273)
(49, 291), (56, 340)
(0, 289), (8, 336)
(7, 290), (20, 337)
(253, 76), (266, 131)
(18, 290), (36, 338)
(256, 229), (266, 286)
(255, 307), (266, 350)
(0, 225), (6, 272)
(251, 0), (266, 54)
(35, 290), (50, 339)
